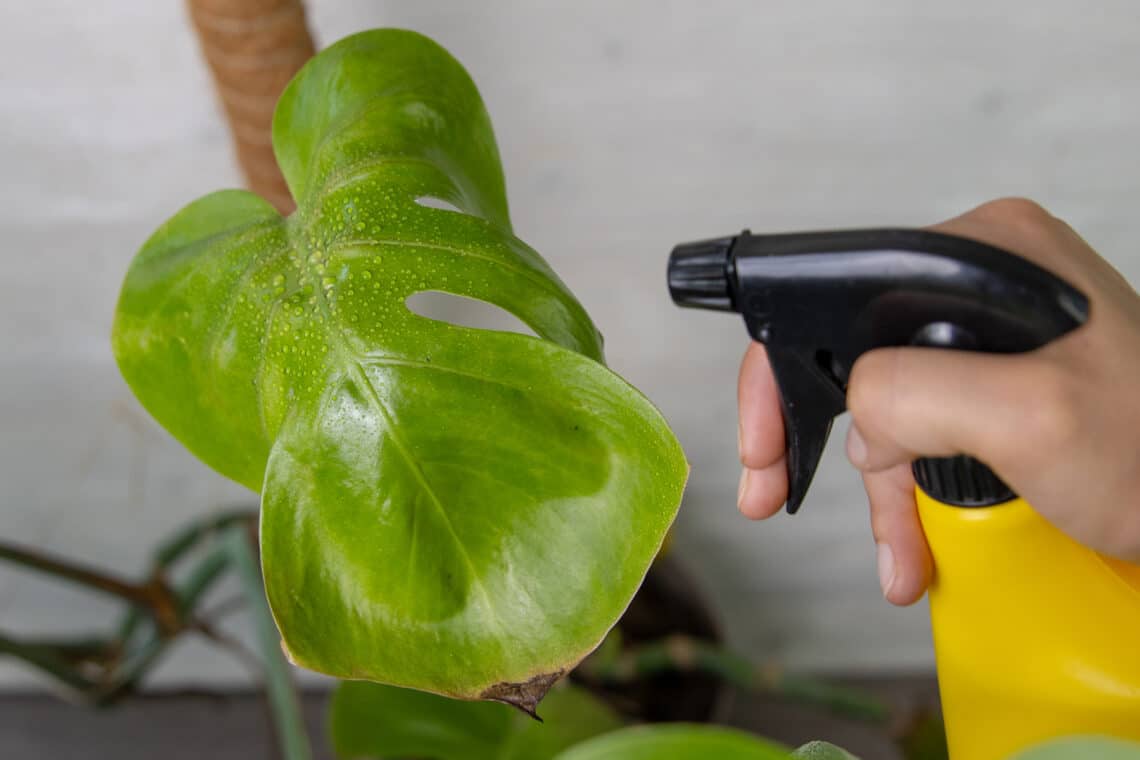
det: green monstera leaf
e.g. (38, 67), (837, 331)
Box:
(112, 29), (687, 710)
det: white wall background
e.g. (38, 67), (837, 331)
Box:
(2, 0), (1138, 688)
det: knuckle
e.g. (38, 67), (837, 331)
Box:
(974, 197), (1058, 237)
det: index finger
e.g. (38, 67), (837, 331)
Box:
(738, 341), (786, 470)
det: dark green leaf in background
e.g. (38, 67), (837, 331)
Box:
(329, 680), (623, 760)
(551, 724), (794, 760)
(791, 740), (862, 759)
(1009, 736), (1140, 760)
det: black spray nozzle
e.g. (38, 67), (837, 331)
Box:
(668, 228), (1089, 514)
(668, 235), (737, 312)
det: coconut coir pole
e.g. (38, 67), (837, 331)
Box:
(185, 0), (315, 214)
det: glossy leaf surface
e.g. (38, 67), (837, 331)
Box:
(329, 680), (623, 760)
(112, 29), (687, 707)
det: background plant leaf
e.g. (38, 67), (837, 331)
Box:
(551, 724), (793, 760)
(791, 740), (862, 759)
(112, 28), (687, 707)
(329, 680), (623, 760)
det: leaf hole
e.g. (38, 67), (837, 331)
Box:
(405, 291), (539, 338)
(414, 196), (464, 213)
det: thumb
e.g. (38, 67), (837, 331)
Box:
(844, 346), (1054, 477)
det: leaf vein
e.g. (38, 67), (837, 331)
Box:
(141, 223), (282, 322)
(327, 239), (565, 304)
(343, 361), (504, 630)
(286, 217), (508, 634)
(308, 155), (440, 209)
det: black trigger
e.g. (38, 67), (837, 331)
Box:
(765, 346), (848, 514)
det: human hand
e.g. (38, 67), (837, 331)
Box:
(736, 198), (1140, 604)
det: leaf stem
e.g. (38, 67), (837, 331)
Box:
(153, 509), (256, 567)
(0, 632), (97, 694)
(0, 540), (154, 606)
(223, 524), (312, 760)
(0, 510), (258, 706)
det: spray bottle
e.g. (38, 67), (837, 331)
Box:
(668, 228), (1140, 760)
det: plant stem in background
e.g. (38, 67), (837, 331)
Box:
(0, 512), (314, 756)
(0, 540), (185, 635)
(223, 524), (312, 760)
(0, 511), (258, 704)
(0, 633), (101, 694)
(0, 540), (158, 607)
(184, 0), (315, 213)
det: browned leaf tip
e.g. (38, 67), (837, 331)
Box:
(479, 669), (566, 721)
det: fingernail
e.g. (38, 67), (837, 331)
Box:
(737, 468), (750, 508)
(877, 543), (896, 597)
(847, 425), (867, 467)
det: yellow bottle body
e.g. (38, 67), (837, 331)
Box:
(916, 489), (1140, 760)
